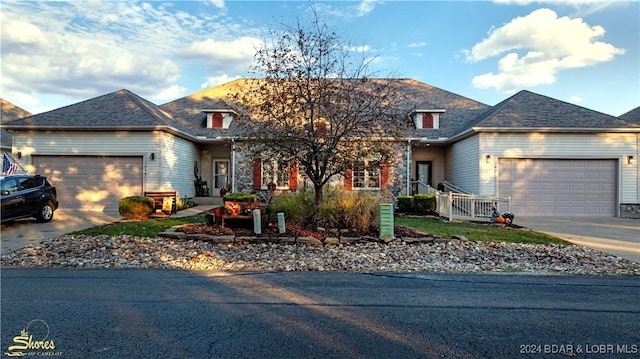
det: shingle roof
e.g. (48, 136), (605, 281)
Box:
(3, 81), (638, 145)
(1, 99), (32, 149)
(159, 80), (248, 138)
(619, 106), (640, 123)
(159, 78), (491, 139)
(464, 90), (640, 131)
(2, 89), (192, 136)
(392, 79), (490, 139)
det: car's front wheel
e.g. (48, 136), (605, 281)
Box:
(37, 201), (55, 222)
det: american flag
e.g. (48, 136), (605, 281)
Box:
(2, 153), (18, 175)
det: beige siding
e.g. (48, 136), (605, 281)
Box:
(446, 134), (480, 193)
(12, 131), (159, 189)
(158, 132), (200, 197)
(479, 132), (639, 203)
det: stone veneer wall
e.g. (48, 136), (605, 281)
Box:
(232, 142), (410, 200)
(620, 204), (640, 219)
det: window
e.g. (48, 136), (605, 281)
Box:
(204, 110), (234, 129)
(19, 176), (44, 190)
(352, 160), (381, 189)
(413, 110), (444, 129)
(253, 158), (298, 190)
(1, 178), (18, 194)
(262, 159), (290, 189)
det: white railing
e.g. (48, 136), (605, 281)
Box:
(426, 186), (510, 222)
(442, 180), (470, 194)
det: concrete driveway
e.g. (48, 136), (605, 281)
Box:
(0, 206), (213, 254)
(0, 211), (121, 254)
(516, 217), (640, 263)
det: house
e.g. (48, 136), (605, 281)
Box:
(2, 79), (639, 217)
(1, 99), (32, 155)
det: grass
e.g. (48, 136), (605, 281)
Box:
(395, 216), (570, 245)
(70, 214), (569, 245)
(70, 215), (205, 237)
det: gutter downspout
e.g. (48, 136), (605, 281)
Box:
(406, 140), (412, 196)
(231, 139), (236, 193)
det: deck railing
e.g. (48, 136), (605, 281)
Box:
(425, 186), (510, 222)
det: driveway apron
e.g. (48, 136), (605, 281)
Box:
(516, 217), (640, 263)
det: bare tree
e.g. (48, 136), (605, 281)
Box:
(233, 9), (410, 206)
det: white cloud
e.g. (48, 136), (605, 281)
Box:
(0, 1), (252, 106)
(206, 0), (225, 9)
(357, 0), (382, 16)
(408, 42), (427, 48)
(569, 95), (583, 103)
(466, 8), (624, 92)
(201, 74), (242, 89)
(179, 37), (261, 72)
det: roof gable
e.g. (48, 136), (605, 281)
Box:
(2, 90), (192, 135)
(467, 90), (640, 130)
(1, 99), (32, 149)
(620, 106), (640, 123)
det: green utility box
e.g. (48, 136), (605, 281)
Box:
(379, 203), (394, 239)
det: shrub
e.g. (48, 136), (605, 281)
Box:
(119, 196), (155, 219)
(223, 192), (256, 202)
(414, 193), (436, 215)
(397, 196), (414, 213)
(270, 190), (315, 224)
(317, 188), (380, 233)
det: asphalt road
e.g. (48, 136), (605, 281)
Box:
(2, 270), (638, 359)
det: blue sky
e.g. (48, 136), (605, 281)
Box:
(1, 0), (638, 116)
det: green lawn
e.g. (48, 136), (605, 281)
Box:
(70, 214), (568, 245)
(69, 215), (205, 237)
(394, 216), (570, 245)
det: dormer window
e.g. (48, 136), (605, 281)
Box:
(203, 109), (235, 129)
(412, 110), (445, 129)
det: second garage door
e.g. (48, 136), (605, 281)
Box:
(498, 159), (616, 217)
(33, 155), (143, 212)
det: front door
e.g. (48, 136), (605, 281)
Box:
(416, 161), (432, 194)
(213, 160), (229, 197)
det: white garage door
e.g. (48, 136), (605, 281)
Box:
(498, 159), (616, 217)
(33, 155), (143, 212)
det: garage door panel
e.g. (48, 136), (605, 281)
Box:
(499, 159), (616, 217)
(33, 155), (143, 212)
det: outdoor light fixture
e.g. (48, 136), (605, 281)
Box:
(16, 152), (22, 159)
(629, 155), (635, 165)
(485, 155), (491, 163)
(151, 153), (155, 161)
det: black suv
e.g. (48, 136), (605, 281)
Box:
(1, 174), (59, 223)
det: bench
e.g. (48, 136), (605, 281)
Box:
(144, 191), (177, 214)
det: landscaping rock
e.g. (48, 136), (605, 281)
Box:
(297, 237), (323, 246)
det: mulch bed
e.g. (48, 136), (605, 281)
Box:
(177, 222), (426, 240)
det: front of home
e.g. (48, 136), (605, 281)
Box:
(3, 79), (639, 217)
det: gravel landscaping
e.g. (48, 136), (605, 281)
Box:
(1, 223), (638, 275)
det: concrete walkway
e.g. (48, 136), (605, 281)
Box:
(0, 205), (216, 254)
(516, 217), (640, 263)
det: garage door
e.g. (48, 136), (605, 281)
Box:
(33, 155), (143, 212)
(498, 159), (616, 217)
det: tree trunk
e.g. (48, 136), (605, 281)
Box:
(314, 183), (323, 206)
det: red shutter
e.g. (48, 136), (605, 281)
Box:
(422, 113), (433, 129)
(289, 162), (298, 190)
(212, 113), (223, 128)
(381, 161), (389, 188)
(344, 168), (353, 190)
(253, 159), (262, 190)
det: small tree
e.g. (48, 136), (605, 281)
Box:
(233, 9), (410, 210)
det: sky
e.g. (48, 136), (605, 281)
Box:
(1, 0), (638, 117)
